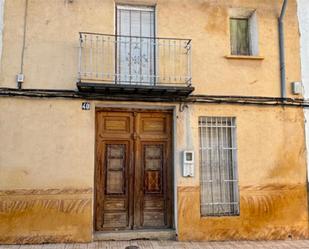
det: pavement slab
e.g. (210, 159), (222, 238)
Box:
(2, 240), (309, 249)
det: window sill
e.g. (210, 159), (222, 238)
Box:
(225, 55), (265, 60)
(200, 214), (240, 220)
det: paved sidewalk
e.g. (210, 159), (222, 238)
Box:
(2, 240), (309, 249)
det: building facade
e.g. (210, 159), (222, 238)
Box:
(0, 0), (308, 244)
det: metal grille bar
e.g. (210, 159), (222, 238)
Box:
(78, 32), (192, 87)
(199, 117), (240, 217)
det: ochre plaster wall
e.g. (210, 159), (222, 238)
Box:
(0, 98), (308, 242)
(177, 104), (309, 241)
(0, 98), (95, 244)
(0, 0), (301, 97)
(0, 98), (179, 244)
(0, 188), (92, 244)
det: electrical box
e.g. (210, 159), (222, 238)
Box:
(291, 82), (303, 95)
(183, 151), (194, 177)
(16, 74), (24, 83)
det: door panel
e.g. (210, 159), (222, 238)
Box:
(141, 142), (167, 228)
(95, 110), (173, 231)
(137, 112), (171, 140)
(143, 144), (164, 195)
(96, 140), (131, 230)
(95, 111), (134, 231)
(98, 112), (133, 137)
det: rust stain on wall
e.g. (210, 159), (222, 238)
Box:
(0, 188), (93, 244)
(177, 184), (309, 241)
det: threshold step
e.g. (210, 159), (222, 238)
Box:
(94, 229), (176, 241)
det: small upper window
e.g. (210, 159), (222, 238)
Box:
(229, 9), (259, 56)
(230, 18), (250, 55)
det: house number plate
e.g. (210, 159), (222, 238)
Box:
(82, 102), (91, 110)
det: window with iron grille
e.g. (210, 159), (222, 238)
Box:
(199, 117), (239, 217)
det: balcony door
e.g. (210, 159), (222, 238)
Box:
(116, 5), (156, 85)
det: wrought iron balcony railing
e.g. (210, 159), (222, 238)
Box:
(78, 32), (192, 88)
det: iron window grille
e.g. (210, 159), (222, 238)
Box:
(199, 117), (240, 217)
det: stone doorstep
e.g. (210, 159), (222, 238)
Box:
(93, 229), (176, 241)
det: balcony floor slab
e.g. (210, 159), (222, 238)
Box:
(77, 82), (195, 98)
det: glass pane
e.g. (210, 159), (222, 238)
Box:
(230, 18), (250, 55)
(237, 19), (250, 55)
(145, 159), (161, 170)
(106, 171), (124, 194)
(230, 19), (238, 55)
(145, 145), (162, 158)
(108, 159), (123, 170)
(108, 144), (125, 158)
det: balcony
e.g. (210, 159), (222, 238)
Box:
(77, 32), (194, 98)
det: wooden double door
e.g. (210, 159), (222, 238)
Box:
(95, 110), (173, 231)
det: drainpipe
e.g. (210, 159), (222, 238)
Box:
(279, 0), (288, 99)
(18, 0), (29, 89)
